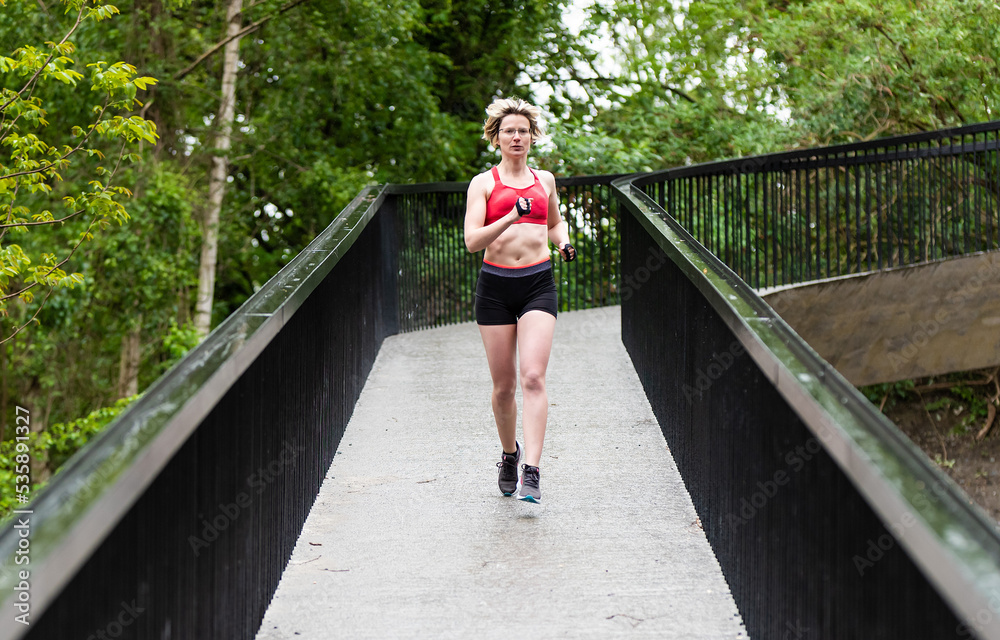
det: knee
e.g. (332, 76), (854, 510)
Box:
(493, 381), (516, 403)
(521, 370), (546, 395)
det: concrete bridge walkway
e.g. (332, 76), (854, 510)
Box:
(255, 306), (747, 639)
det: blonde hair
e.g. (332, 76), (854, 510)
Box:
(482, 97), (547, 146)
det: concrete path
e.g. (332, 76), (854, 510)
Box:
(255, 306), (747, 639)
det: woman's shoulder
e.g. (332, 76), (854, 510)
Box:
(468, 168), (496, 192)
(531, 167), (557, 189)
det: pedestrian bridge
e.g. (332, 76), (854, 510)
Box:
(3, 121), (1000, 640)
(256, 307), (746, 638)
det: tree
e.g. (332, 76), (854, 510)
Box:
(746, 0), (1000, 143)
(0, 0), (158, 439)
(547, 0), (998, 166)
(0, 0), (158, 343)
(193, 0), (241, 338)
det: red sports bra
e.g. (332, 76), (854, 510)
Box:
(484, 166), (548, 226)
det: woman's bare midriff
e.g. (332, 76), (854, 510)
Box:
(482, 223), (550, 266)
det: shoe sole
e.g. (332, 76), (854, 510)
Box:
(518, 494), (540, 503)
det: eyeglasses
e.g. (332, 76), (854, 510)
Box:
(499, 128), (530, 137)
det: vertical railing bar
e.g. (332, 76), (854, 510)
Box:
(832, 159), (839, 276)
(804, 159), (813, 280)
(968, 133), (976, 253)
(761, 169), (769, 288)
(924, 141), (932, 261)
(442, 192), (451, 325)
(406, 193), (414, 331)
(789, 164), (796, 284)
(993, 129), (999, 249)
(741, 171), (750, 284)
(933, 137), (941, 260)
(959, 133), (967, 255)
(738, 170), (745, 284)
(896, 146), (904, 267)
(732, 170), (738, 278)
(450, 191), (460, 324)
(974, 132), (984, 252)
(791, 163), (800, 282)
(712, 173), (719, 258)
(729, 171), (736, 275)
(428, 194), (437, 327)
(864, 148), (873, 272)
(771, 167), (779, 286)
(853, 151), (862, 273)
(725, 171), (732, 272)
(876, 148), (884, 270)
(431, 193), (439, 327)
(751, 170), (759, 288)
(824, 163), (832, 278)
(705, 174), (712, 257)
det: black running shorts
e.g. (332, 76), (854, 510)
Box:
(475, 260), (558, 325)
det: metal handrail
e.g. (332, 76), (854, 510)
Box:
(613, 170), (1000, 638)
(0, 185), (388, 640)
(639, 120), (1000, 288)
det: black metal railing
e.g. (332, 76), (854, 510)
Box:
(615, 173), (1000, 639)
(0, 187), (397, 640)
(641, 121), (1000, 288)
(392, 174), (624, 332)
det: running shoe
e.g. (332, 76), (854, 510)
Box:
(497, 441), (521, 496)
(518, 464), (541, 503)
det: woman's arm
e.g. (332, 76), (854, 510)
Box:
(464, 172), (519, 253)
(542, 171), (575, 260)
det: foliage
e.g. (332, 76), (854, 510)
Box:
(541, 0), (999, 168)
(3, 163), (199, 429)
(0, 0), (158, 345)
(864, 370), (997, 438)
(0, 394), (136, 522)
(748, 0), (1000, 143)
(860, 378), (915, 409)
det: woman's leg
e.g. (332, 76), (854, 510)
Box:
(478, 323), (519, 453)
(516, 310), (557, 467)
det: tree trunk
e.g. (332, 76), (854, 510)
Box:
(117, 318), (142, 399)
(194, 0), (243, 338)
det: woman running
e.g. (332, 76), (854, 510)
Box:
(464, 97), (576, 503)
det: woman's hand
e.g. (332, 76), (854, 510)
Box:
(559, 242), (577, 262)
(515, 197), (532, 217)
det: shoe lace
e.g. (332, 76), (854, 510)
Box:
(521, 465), (539, 485)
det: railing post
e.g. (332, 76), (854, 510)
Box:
(380, 192), (400, 336)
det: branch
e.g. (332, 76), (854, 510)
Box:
(0, 100), (110, 182)
(0, 286), (54, 346)
(912, 371), (998, 393)
(870, 22), (966, 125)
(0, 5), (85, 113)
(977, 367), (1000, 441)
(173, 0), (313, 81)
(662, 83), (697, 105)
(871, 24), (914, 70)
(0, 174), (24, 244)
(1, 141), (129, 301)
(0, 207), (86, 229)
